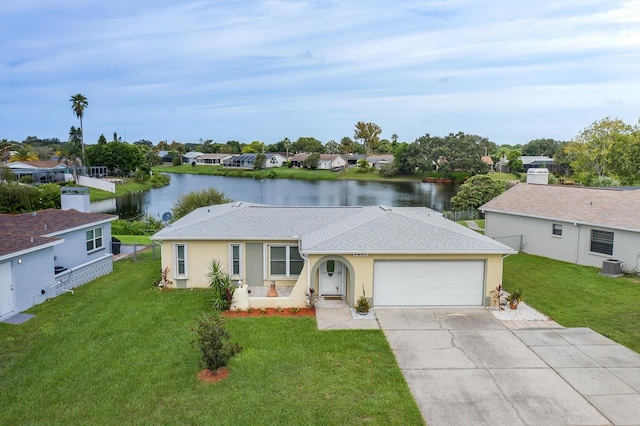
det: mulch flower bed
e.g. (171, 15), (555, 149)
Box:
(198, 367), (229, 383)
(222, 308), (315, 318)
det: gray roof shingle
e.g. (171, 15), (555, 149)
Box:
(153, 202), (513, 254)
(480, 183), (640, 232)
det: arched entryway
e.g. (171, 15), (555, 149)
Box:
(312, 256), (354, 306)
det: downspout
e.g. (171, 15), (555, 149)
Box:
(574, 222), (580, 264)
(297, 236), (311, 292)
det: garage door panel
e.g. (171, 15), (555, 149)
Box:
(374, 260), (484, 307)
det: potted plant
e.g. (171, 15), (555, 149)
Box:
(506, 289), (522, 310)
(355, 286), (371, 315)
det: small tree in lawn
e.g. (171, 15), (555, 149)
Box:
(451, 174), (505, 212)
(192, 314), (242, 372)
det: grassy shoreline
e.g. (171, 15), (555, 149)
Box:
(152, 164), (427, 182)
(89, 173), (170, 202)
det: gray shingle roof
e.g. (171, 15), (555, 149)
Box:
(481, 183), (640, 232)
(153, 202), (513, 254)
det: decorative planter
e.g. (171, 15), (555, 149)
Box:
(510, 301), (518, 310)
(267, 282), (278, 297)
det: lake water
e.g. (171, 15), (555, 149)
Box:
(92, 174), (460, 219)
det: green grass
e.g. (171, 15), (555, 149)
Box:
(456, 219), (485, 230)
(503, 253), (640, 352)
(90, 174), (171, 201)
(0, 253), (422, 425)
(489, 172), (520, 180)
(113, 235), (152, 244)
(152, 164), (425, 182)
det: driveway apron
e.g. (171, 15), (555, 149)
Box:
(376, 308), (640, 426)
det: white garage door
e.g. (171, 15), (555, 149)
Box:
(374, 260), (485, 307)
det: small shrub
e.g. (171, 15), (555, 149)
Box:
(207, 260), (235, 311)
(191, 314), (242, 371)
(289, 307), (300, 314)
(276, 306), (283, 313)
(20, 175), (34, 184)
(355, 285), (371, 314)
(259, 307), (268, 315)
(305, 287), (317, 309)
(378, 165), (397, 177)
(247, 307), (254, 314)
(172, 156), (182, 166)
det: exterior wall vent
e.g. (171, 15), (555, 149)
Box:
(601, 259), (623, 277)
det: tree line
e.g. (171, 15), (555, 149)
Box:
(4, 114), (640, 183)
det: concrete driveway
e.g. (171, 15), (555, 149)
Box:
(376, 308), (640, 426)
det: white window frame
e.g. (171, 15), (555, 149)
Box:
(86, 226), (104, 253)
(268, 245), (303, 277)
(174, 243), (188, 278)
(552, 223), (562, 237)
(229, 244), (242, 278)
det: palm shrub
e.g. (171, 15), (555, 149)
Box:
(171, 187), (231, 221)
(192, 314), (242, 371)
(207, 260), (235, 311)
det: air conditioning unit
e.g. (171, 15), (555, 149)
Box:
(601, 259), (623, 277)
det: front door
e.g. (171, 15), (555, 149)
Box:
(319, 260), (345, 296)
(0, 262), (16, 318)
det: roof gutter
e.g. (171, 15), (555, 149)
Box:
(482, 210), (640, 234)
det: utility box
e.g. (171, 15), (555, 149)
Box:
(601, 259), (623, 277)
(526, 168), (549, 185)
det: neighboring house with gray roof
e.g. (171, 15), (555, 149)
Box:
(0, 209), (117, 320)
(481, 183), (640, 271)
(521, 156), (556, 173)
(182, 151), (204, 165)
(289, 154), (346, 170)
(223, 153), (285, 168)
(195, 153), (233, 165)
(152, 202), (514, 309)
(5, 160), (73, 183)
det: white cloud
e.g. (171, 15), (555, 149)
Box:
(1, 0), (639, 144)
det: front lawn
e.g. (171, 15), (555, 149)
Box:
(0, 253), (422, 425)
(503, 253), (640, 352)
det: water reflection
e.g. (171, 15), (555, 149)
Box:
(93, 174), (459, 218)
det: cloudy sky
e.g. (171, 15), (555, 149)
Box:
(2, 0), (639, 146)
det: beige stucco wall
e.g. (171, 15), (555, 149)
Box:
(307, 253), (505, 307)
(485, 212), (640, 271)
(158, 239), (304, 289)
(159, 239), (505, 307)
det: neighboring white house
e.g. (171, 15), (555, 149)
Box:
(366, 155), (394, 170)
(0, 208), (117, 321)
(5, 160), (73, 183)
(289, 154), (346, 170)
(182, 151), (204, 165)
(195, 153), (234, 165)
(481, 183), (640, 272)
(223, 153), (286, 168)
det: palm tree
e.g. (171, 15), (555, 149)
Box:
(57, 141), (82, 183)
(70, 93), (88, 167)
(9, 146), (39, 162)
